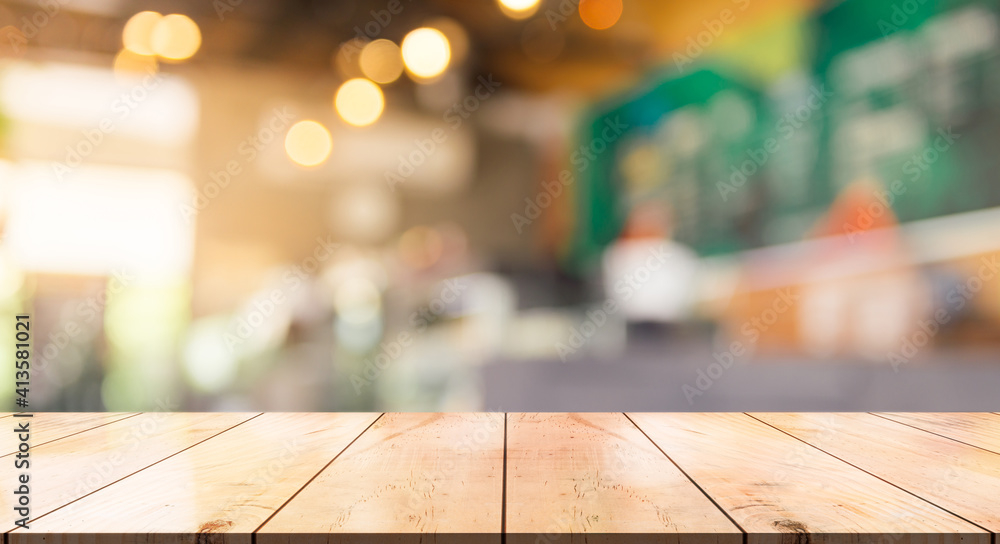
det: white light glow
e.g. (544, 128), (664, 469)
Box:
(0, 61), (199, 146)
(4, 162), (195, 282)
(401, 28), (451, 79)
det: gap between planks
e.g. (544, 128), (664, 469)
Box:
(216, 412), (996, 539)
(623, 412), (749, 544)
(14, 413), (265, 530)
(745, 413), (995, 537)
(1, 413), (143, 458)
(501, 412), (507, 544)
(869, 412), (1000, 456)
(11, 412), (1000, 540)
(251, 412), (386, 536)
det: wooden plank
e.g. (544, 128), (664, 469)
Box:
(256, 412), (505, 544)
(875, 413), (1000, 455)
(9, 412), (380, 544)
(1, 413), (138, 456)
(627, 412), (989, 544)
(505, 412), (743, 544)
(0, 412), (255, 531)
(752, 412), (1000, 533)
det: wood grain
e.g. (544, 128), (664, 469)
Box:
(256, 412), (505, 544)
(9, 412), (380, 544)
(752, 412), (1000, 533)
(0, 412), (254, 531)
(875, 413), (1000, 455)
(506, 412), (743, 544)
(627, 412), (989, 544)
(5, 412), (1000, 542)
(1, 413), (139, 457)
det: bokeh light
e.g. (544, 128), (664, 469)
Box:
(182, 317), (239, 393)
(333, 37), (368, 78)
(427, 17), (470, 65)
(122, 11), (162, 56)
(498, 0), (541, 19)
(113, 49), (159, 81)
(334, 277), (382, 324)
(335, 78), (385, 127)
(335, 313), (383, 353)
(398, 225), (444, 270)
(0, 26), (28, 59)
(359, 39), (404, 84)
(401, 27), (451, 80)
(579, 0), (623, 30)
(284, 120), (333, 167)
(328, 184), (401, 242)
(150, 14), (201, 61)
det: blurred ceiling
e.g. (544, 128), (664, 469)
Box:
(0, 0), (815, 95)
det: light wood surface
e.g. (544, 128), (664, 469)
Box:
(1, 413), (138, 456)
(752, 412), (1000, 533)
(4, 412), (1000, 542)
(10, 412), (379, 544)
(506, 412), (742, 544)
(626, 412), (990, 544)
(256, 412), (505, 544)
(875, 412), (1000, 454)
(0, 412), (253, 531)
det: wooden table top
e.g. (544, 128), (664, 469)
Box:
(3, 412), (1000, 543)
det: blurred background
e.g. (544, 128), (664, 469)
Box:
(2, 0), (999, 412)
